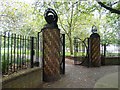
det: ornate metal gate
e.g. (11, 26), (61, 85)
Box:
(60, 34), (65, 74)
(74, 37), (89, 66)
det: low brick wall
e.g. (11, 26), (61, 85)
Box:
(105, 57), (120, 65)
(2, 67), (42, 88)
(66, 56), (120, 65)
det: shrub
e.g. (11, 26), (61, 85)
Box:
(2, 55), (9, 74)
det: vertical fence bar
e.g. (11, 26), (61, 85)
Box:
(74, 38), (77, 64)
(27, 38), (29, 67)
(79, 42), (80, 56)
(13, 34), (16, 72)
(28, 37), (31, 68)
(103, 44), (106, 65)
(21, 36), (22, 69)
(26, 38), (27, 67)
(37, 32), (39, 66)
(25, 36), (27, 68)
(35, 37), (39, 66)
(7, 32), (10, 73)
(79, 41), (80, 55)
(62, 34), (65, 74)
(82, 43), (83, 59)
(10, 34), (13, 72)
(34, 38), (35, 64)
(87, 38), (90, 67)
(3, 32), (6, 74)
(30, 37), (34, 68)
(36, 38), (37, 61)
(102, 45), (104, 55)
(36, 37), (39, 66)
(17, 35), (19, 70)
(0, 32), (2, 75)
(103, 44), (106, 57)
(20, 35), (22, 69)
(39, 33), (43, 68)
(29, 37), (31, 67)
(22, 36), (24, 68)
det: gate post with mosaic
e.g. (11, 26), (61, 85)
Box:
(42, 8), (61, 82)
(89, 26), (101, 67)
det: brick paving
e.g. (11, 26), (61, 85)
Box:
(41, 59), (118, 88)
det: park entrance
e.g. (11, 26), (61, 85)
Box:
(74, 26), (101, 67)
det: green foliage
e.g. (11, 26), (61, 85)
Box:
(65, 52), (71, 56)
(35, 1), (99, 55)
(1, 52), (31, 74)
(0, 0), (44, 36)
(0, 0), (119, 55)
(100, 12), (120, 45)
(2, 54), (9, 73)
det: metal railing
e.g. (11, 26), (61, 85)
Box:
(73, 37), (89, 65)
(60, 34), (65, 74)
(101, 44), (120, 57)
(0, 32), (40, 75)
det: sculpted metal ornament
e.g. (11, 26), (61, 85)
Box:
(91, 25), (97, 33)
(44, 8), (58, 28)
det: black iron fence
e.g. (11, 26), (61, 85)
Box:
(101, 44), (120, 57)
(0, 32), (41, 75)
(60, 34), (65, 74)
(73, 37), (120, 66)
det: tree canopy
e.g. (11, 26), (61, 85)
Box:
(0, 0), (119, 55)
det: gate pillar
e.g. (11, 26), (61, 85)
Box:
(42, 8), (61, 82)
(89, 26), (101, 67)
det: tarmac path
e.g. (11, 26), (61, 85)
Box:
(41, 59), (119, 88)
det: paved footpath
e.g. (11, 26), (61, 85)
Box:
(41, 59), (119, 88)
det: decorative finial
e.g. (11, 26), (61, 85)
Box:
(44, 8), (58, 27)
(91, 25), (97, 33)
